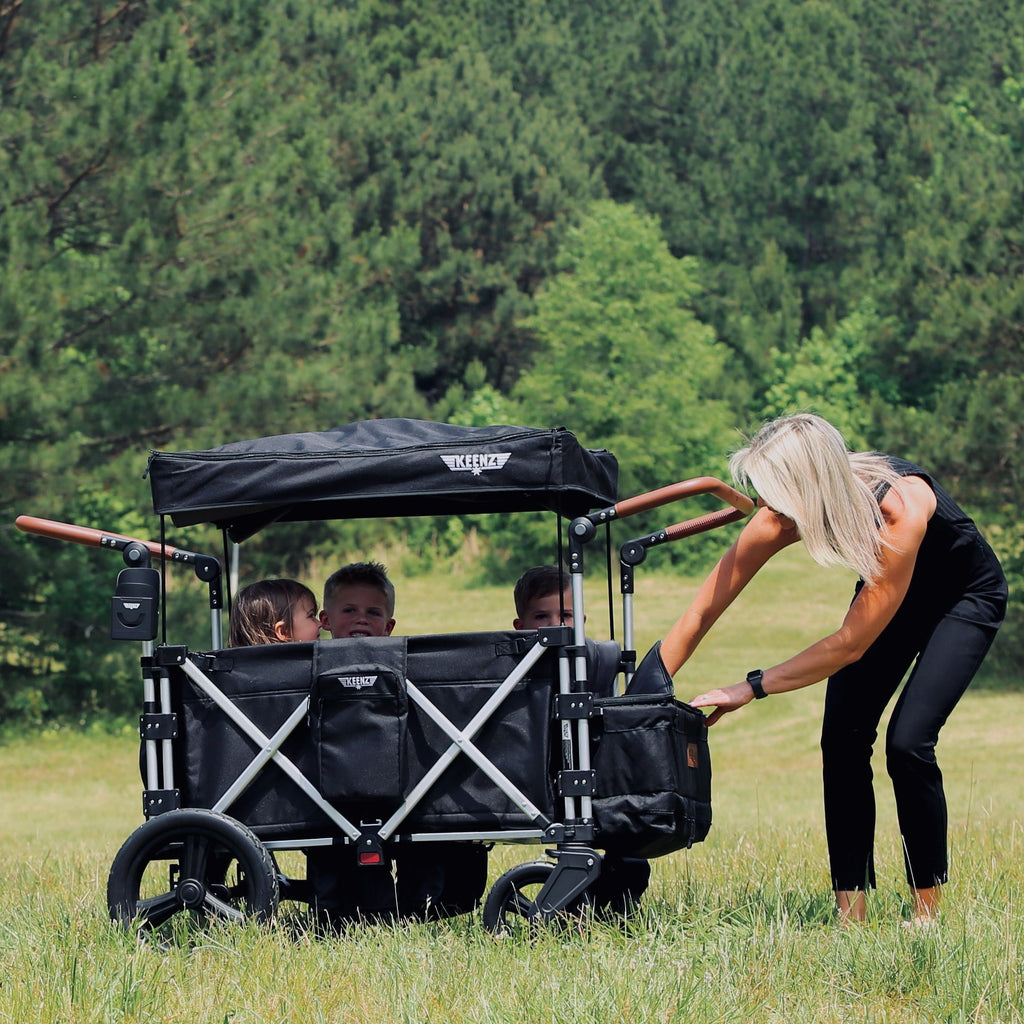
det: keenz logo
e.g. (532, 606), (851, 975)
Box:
(440, 452), (512, 476)
(336, 675), (378, 689)
(121, 602), (141, 611)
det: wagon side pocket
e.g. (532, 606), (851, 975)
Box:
(311, 659), (408, 809)
(590, 694), (712, 858)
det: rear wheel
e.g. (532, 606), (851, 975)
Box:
(107, 809), (279, 940)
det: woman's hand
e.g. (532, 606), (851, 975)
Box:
(687, 681), (754, 726)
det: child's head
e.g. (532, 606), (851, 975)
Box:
(321, 561), (396, 638)
(228, 579), (321, 647)
(513, 565), (573, 630)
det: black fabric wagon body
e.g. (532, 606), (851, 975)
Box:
(18, 418), (749, 935)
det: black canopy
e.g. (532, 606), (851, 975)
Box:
(147, 419), (618, 541)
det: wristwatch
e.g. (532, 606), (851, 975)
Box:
(746, 668), (768, 699)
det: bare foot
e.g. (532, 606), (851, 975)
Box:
(835, 889), (866, 927)
(901, 917), (938, 932)
(902, 885), (941, 929)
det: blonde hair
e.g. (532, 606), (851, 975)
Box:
(228, 579), (318, 647)
(729, 413), (904, 582)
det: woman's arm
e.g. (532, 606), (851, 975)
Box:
(687, 476), (936, 724)
(660, 505), (800, 674)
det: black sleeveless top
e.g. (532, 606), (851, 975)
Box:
(877, 457), (1006, 628)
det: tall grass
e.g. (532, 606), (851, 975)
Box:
(2, 551), (1022, 1022)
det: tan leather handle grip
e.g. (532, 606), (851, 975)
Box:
(660, 505), (750, 541)
(15, 514), (185, 561)
(614, 476), (755, 520)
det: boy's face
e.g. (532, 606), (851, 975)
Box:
(320, 583), (395, 638)
(514, 589), (574, 630)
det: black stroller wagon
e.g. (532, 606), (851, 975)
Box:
(17, 419), (752, 936)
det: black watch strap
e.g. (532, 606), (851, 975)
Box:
(746, 668), (768, 699)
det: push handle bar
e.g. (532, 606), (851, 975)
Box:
(613, 476), (754, 521)
(567, 475), (755, 584)
(14, 515), (221, 582)
(575, 477), (754, 538)
(614, 478), (755, 566)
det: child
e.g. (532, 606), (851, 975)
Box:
(513, 564), (573, 629)
(312, 560), (487, 922)
(320, 561), (396, 638)
(227, 578), (321, 646)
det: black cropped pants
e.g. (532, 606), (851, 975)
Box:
(821, 611), (1000, 891)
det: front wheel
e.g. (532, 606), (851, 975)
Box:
(481, 860), (564, 936)
(107, 809), (279, 940)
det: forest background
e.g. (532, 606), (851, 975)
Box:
(2, 0), (1022, 727)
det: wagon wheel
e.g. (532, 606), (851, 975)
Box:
(482, 860), (589, 936)
(107, 809), (279, 939)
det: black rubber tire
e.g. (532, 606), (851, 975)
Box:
(107, 809), (279, 936)
(481, 860), (560, 936)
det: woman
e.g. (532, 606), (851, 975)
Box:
(662, 413), (1007, 926)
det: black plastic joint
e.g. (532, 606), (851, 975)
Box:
(557, 692), (594, 719)
(557, 770), (596, 797)
(537, 625), (573, 647)
(549, 822), (595, 843)
(121, 541), (151, 568)
(619, 541), (650, 566)
(139, 712), (178, 740)
(569, 516), (597, 542)
(154, 646), (189, 666)
(143, 790), (181, 816)
(191, 554), (221, 583)
(355, 832), (387, 867)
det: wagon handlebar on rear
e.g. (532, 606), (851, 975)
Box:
(572, 476), (754, 547)
(616, 478), (754, 566)
(14, 514), (222, 582)
(613, 476), (754, 520)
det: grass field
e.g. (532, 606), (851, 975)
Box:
(2, 549), (1023, 1022)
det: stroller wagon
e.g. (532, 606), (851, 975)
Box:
(17, 419), (752, 936)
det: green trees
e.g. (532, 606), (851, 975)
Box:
(340, 44), (601, 396)
(2, 0), (1023, 725)
(762, 301), (901, 449)
(513, 201), (730, 501)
